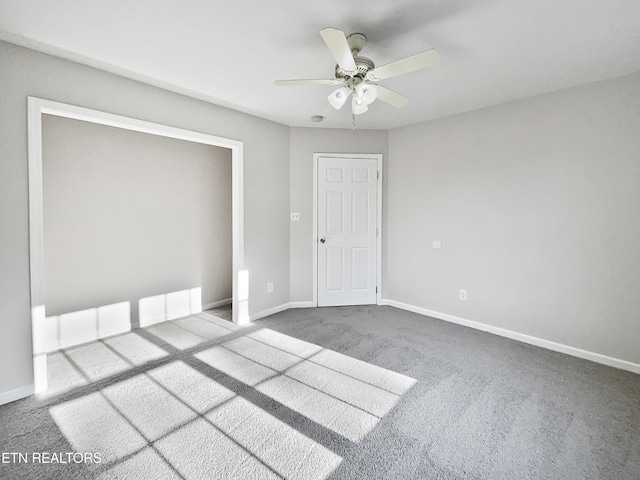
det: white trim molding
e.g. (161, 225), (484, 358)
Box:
(250, 303), (292, 322)
(27, 97), (245, 396)
(250, 301), (314, 321)
(289, 301), (315, 309)
(0, 384), (35, 406)
(380, 299), (640, 375)
(202, 298), (233, 310)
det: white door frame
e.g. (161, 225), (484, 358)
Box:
(27, 97), (246, 393)
(312, 153), (382, 307)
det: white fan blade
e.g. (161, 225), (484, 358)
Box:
(275, 79), (342, 86)
(367, 49), (441, 81)
(376, 85), (410, 108)
(320, 28), (357, 73)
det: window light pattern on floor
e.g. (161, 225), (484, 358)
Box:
(44, 311), (416, 479)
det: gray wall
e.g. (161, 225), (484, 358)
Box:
(43, 115), (232, 336)
(386, 71), (640, 364)
(289, 127), (389, 302)
(0, 40), (290, 396)
(2, 36), (638, 398)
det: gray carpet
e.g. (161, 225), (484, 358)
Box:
(1, 305), (639, 479)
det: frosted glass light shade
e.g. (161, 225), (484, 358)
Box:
(352, 96), (368, 114)
(328, 86), (351, 109)
(355, 83), (377, 105)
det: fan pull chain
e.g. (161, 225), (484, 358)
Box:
(352, 111), (356, 131)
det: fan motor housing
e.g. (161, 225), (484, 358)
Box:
(335, 32), (374, 80)
(335, 56), (375, 80)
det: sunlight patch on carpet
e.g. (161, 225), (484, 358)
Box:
(46, 314), (416, 479)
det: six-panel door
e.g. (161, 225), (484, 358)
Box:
(318, 157), (377, 306)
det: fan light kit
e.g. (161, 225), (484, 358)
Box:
(275, 28), (441, 123)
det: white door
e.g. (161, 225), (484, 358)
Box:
(318, 156), (378, 306)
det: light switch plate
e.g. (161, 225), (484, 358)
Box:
(432, 240), (441, 249)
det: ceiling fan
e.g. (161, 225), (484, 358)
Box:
(275, 28), (441, 115)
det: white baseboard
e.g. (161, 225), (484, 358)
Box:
(50, 328), (130, 351)
(250, 303), (292, 322)
(0, 383), (35, 406)
(202, 298), (232, 310)
(139, 314), (170, 328)
(250, 301), (314, 321)
(380, 299), (640, 375)
(289, 301), (315, 309)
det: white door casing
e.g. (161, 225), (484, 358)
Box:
(27, 97), (245, 396)
(317, 155), (379, 306)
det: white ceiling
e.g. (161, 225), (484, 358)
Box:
(1, 0), (640, 130)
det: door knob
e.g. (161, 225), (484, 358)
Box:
(320, 238), (326, 243)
